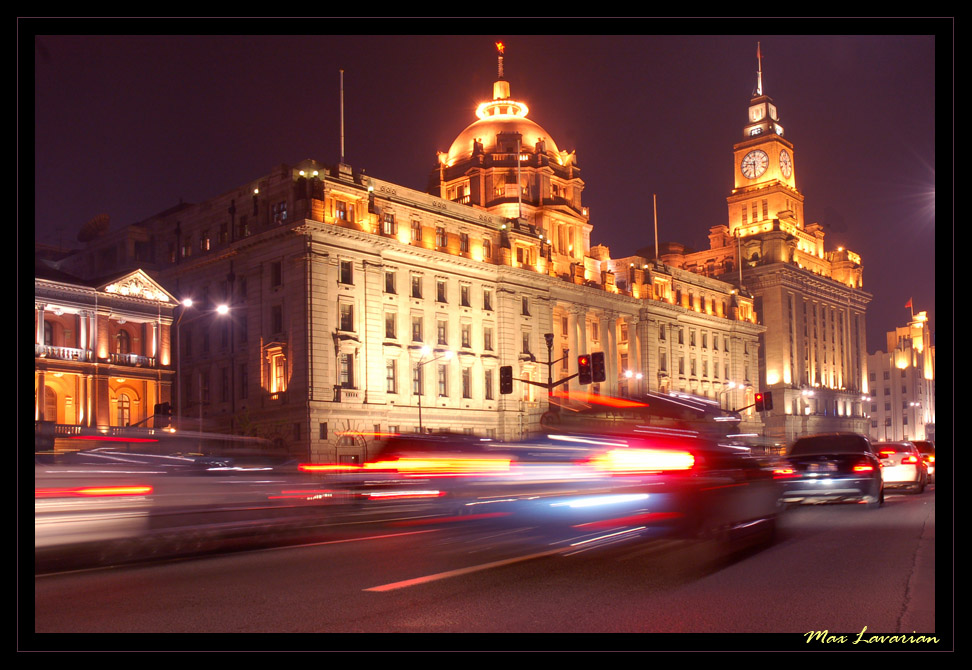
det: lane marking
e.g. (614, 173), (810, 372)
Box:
(363, 546), (569, 592)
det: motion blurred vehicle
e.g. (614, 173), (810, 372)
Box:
(875, 441), (928, 494)
(313, 427), (783, 558)
(35, 430), (340, 571)
(911, 440), (935, 483)
(778, 433), (884, 508)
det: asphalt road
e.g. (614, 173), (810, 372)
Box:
(28, 487), (943, 649)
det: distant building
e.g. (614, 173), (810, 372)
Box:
(48, 48), (763, 461)
(34, 258), (177, 440)
(866, 310), (936, 442)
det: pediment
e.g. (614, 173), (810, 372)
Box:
(97, 269), (176, 304)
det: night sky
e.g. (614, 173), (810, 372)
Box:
(26, 22), (946, 355)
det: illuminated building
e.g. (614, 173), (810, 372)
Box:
(49, 46), (763, 461)
(33, 258), (177, 441)
(658, 47), (872, 445)
(866, 309), (935, 442)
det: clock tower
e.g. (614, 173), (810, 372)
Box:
(727, 45), (804, 238)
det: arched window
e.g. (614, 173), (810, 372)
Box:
(117, 393), (131, 427)
(44, 321), (53, 346)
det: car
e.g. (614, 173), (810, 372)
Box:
(875, 441), (928, 493)
(318, 429), (782, 558)
(778, 432), (884, 508)
(911, 440), (936, 483)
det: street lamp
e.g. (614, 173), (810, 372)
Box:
(719, 381), (738, 411)
(415, 345), (452, 433)
(174, 299), (230, 428)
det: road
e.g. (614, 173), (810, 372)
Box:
(28, 487), (943, 648)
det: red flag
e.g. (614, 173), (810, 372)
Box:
(905, 298), (913, 310)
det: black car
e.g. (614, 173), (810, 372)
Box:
(779, 433), (884, 508)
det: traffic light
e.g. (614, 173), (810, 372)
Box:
(499, 366), (513, 394)
(754, 393), (765, 412)
(154, 402), (173, 427)
(577, 355), (592, 385)
(763, 391), (774, 411)
(591, 351), (606, 383)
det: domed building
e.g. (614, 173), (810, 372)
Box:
(428, 45), (592, 283)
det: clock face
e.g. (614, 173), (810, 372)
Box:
(741, 150), (769, 179)
(779, 149), (793, 178)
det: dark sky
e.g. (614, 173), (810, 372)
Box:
(27, 23), (946, 355)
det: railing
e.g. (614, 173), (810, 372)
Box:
(108, 352), (156, 367)
(35, 344), (93, 362)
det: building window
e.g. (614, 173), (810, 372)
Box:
(461, 323), (471, 348)
(239, 364), (248, 400)
(411, 220), (422, 242)
(437, 319), (448, 346)
(483, 288), (493, 311)
(386, 360), (398, 394)
(271, 261), (282, 288)
(460, 285), (470, 307)
(273, 201), (288, 225)
(436, 227), (447, 247)
(385, 312), (397, 339)
(384, 270), (396, 294)
(412, 364), (424, 396)
(117, 393), (131, 427)
(411, 275), (422, 299)
(483, 237), (492, 260)
(462, 367), (472, 399)
(382, 212), (397, 235)
(521, 297), (530, 316)
(340, 303), (354, 332)
(460, 232), (470, 253)
(339, 353), (354, 388)
(336, 200), (349, 221)
(437, 364), (448, 397)
(484, 369), (494, 400)
(115, 330), (131, 355)
(340, 260), (353, 285)
(522, 332), (531, 354)
(484, 326), (494, 351)
(436, 280), (447, 303)
(271, 305), (283, 334)
(411, 316), (423, 343)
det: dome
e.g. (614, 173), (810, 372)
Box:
(442, 76), (563, 167)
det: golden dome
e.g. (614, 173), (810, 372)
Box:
(442, 77), (562, 167)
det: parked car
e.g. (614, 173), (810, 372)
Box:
(875, 441), (928, 493)
(911, 440), (936, 483)
(778, 433), (884, 508)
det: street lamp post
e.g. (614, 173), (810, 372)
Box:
(415, 346), (452, 433)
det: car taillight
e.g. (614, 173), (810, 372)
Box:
(590, 448), (695, 474)
(852, 464), (875, 473)
(298, 463), (363, 472)
(902, 455), (919, 464)
(772, 465), (796, 478)
(878, 449), (896, 458)
(35, 485), (153, 498)
(362, 457), (511, 476)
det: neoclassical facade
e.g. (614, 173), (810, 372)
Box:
(34, 263), (177, 440)
(50, 53), (764, 461)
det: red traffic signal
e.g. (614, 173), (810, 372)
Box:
(578, 355), (592, 385)
(755, 393), (765, 412)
